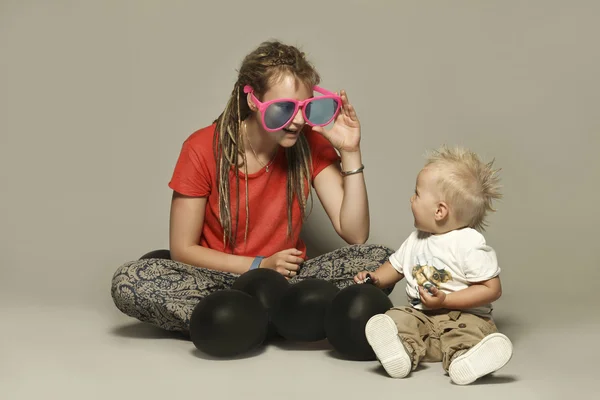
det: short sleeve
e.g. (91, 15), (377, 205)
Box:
(168, 138), (212, 197)
(306, 129), (341, 181)
(389, 232), (416, 274)
(463, 244), (500, 282)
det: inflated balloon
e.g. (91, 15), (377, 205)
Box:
(325, 283), (393, 360)
(139, 249), (171, 260)
(231, 268), (290, 340)
(189, 289), (268, 358)
(272, 278), (339, 342)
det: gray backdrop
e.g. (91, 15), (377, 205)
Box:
(1, 1), (598, 398)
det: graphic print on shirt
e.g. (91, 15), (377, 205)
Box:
(409, 255), (454, 306)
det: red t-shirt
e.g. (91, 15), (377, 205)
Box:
(168, 123), (340, 258)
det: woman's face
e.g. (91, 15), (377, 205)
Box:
(249, 74), (313, 147)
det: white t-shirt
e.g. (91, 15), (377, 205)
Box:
(389, 228), (500, 316)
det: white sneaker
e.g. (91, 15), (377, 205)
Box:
(449, 333), (513, 385)
(365, 314), (412, 378)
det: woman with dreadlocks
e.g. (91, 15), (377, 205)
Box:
(111, 40), (395, 333)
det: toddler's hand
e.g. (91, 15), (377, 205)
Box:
(354, 271), (379, 285)
(419, 285), (446, 309)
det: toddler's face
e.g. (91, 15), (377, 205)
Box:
(410, 167), (442, 233)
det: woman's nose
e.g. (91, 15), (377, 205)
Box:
(291, 108), (305, 125)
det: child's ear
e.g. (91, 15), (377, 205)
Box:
(435, 202), (449, 221)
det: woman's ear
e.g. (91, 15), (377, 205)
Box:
(435, 202), (449, 221)
(246, 93), (257, 112)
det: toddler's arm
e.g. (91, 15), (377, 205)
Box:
(353, 260), (404, 289)
(420, 276), (502, 310)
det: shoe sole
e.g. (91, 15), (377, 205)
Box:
(365, 314), (411, 378)
(449, 333), (513, 385)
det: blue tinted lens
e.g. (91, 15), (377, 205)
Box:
(264, 101), (296, 130)
(305, 98), (339, 125)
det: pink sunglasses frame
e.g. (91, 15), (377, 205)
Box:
(243, 85), (342, 132)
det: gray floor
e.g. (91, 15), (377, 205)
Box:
(2, 289), (596, 400)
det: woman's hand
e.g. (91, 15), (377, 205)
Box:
(313, 90), (361, 153)
(260, 248), (304, 279)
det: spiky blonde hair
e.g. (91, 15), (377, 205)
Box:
(424, 145), (502, 231)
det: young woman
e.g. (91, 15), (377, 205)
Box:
(111, 40), (395, 333)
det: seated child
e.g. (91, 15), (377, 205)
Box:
(354, 146), (512, 385)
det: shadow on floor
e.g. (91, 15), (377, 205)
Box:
(368, 361), (431, 377)
(110, 321), (189, 341)
(324, 348), (379, 363)
(453, 374), (519, 385)
(268, 338), (333, 351)
(190, 345), (267, 361)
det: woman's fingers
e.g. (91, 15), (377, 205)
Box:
(276, 266), (297, 278)
(277, 261), (300, 271)
(284, 254), (303, 265)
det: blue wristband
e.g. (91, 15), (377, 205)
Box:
(250, 256), (264, 270)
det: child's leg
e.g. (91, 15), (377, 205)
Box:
(365, 307), (434, 378)
(437, 312), (513, 385)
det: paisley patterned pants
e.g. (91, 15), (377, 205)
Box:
(111, 244), (395, 333)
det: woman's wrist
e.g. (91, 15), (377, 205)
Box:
(339, 148), (363, 172)
(249, 256), (264, 270)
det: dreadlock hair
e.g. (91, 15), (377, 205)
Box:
(213, 40), (321, 252)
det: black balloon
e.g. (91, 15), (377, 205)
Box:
(231, 268), (290, 340)
(272, 278), (339, 342)
(189, 289), (268, 358)
(325, 283), (394, 360)
(139, 249), (171, 260)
